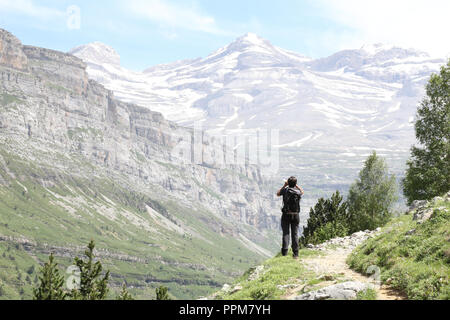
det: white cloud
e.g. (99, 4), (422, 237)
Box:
(0, 0), (64, 19)
(126, 0), (229, 36)
(315, 0), (450, 57)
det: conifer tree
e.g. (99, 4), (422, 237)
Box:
(155, 286), (170, 300)
(70, 240), (110, 300)
(300, 190), (348, 245)
(117, 283), (134, 300)
(33, 253), (66, 300)
(32, 241), (136, 300)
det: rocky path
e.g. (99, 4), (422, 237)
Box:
(285, 230), (406, 300)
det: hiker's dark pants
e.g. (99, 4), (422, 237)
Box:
(281, 212), (300, 256)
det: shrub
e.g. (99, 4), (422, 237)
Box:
(402, 59), (450, 204)
(307, 221), (349, 245)
(156, 286), (170, 300)
(300, 191), (348, 246)
(347, 151), (398, 233)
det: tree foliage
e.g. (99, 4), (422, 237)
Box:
(403, 60), (450, 204)
(300, 191), (349, 246)
(156, 286), (170, 300)
(32, 240), (134, 300)
(117, 283), (134, 300)
(301, 153), (398, 246)
(33, 253), (66, 300)
(70, 240), (110, 300)
(347, 151), (398, 232)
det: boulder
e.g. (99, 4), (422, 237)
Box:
(409, 200), (427, 211)
(277, 284), (298, 290)
(230, 285), (242, 294)
(413, 208), (434, 223)
(293, 281), (373, 300)
(432, 196), (444, 204)
(248, 265), (265, 281)
(221, 283), (231, 292)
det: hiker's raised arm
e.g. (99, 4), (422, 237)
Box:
(277, 181), (288, 197)
(296, 185), (304, 196)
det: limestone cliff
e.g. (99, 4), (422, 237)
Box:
(0, 28), (279, 237)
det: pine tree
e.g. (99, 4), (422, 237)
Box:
(33, 253), (66, 300)
(116, 283), (134, 300)
(403, 60), (450, 204)
(70, 240), (110, 300)
(300, 191), (348, 245)
(155, 286), (170, 300)
(347, 151), (398, 232)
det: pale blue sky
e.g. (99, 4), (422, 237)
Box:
(0, 0), (449, 71)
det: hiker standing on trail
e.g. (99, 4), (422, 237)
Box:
(277, 176), (304, 259)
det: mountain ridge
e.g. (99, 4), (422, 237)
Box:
(69, 33), (445, 215)
(69, 32), (444, 137)
(0, 28), (280, 299)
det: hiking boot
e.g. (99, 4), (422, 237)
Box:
(293, 256), (299, 260)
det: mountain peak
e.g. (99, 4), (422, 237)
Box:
(360, 43), (395, 55)
(69, 42), (120, 66)
(222, 32), (275, 56)
(359, 43), (429, 58)
(237, 32), (266, 44)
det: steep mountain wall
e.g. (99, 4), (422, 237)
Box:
(0, 28), (279, 232)
(68, 33), (445, 220)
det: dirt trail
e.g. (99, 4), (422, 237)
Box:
(300, 247), (404, 300)
(283, 231), (406, 300)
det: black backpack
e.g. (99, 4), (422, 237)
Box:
(282, 187), (301, 214)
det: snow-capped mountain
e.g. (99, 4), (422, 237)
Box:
(70, 41), (121, 66)
(69, 33), (445, 202)
(69, 34), (442, 142)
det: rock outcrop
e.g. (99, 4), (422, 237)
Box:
(0, 28), (279, 239)
(410, 192), (450, 224)
(293, 281), (373, 300)
(0, 29), (28, 70)
(306, 228), (381, 251)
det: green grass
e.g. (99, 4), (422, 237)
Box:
(192, 178), (223, 200)
(0, 93), (24, 108)
(0, 243), (41, 299)
(0, 148), (271, 300)
(216, 249), (320, 300)
(347, 196), (450, 300)
(356, 288), (377, 300)
(45, 82), (74, 95)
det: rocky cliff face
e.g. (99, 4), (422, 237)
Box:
(0, 30), (28, 71)
(0, 28), (279, 234)
(69, 34), (445, 220)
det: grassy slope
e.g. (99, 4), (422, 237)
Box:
(0, 148), (273, 300)
(214, 249), (378, 300)
(216, 195), (450, 300)
(215, 249), (324, 300)
(347, 197), (450, 300)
